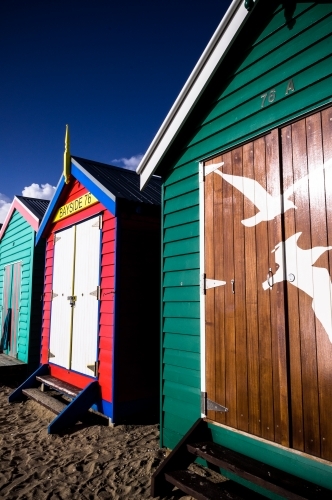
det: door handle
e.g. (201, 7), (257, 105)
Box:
(67, 295), (77, 307)
(231, 279), (235, 294)
(267, 268), (273, 288)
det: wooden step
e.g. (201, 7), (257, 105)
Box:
(187, 442), (331, 500)
(22, 388), (67, 415)
(165, 470), (265, 500)
(36, 375), (81, 397)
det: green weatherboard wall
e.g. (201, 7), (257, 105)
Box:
(159, 1), (332, 492)
(0, 210), (44, 368)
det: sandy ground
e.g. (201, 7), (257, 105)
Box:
(0, 382), (200, 500)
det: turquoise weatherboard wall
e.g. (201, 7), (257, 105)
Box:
(0, 211), (35, 364)
(158, 1), (332, 491)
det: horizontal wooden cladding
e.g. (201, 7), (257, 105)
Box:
(169, 5), (332, 171)
(164, 317), (199, 336)
(164, 253), (199, 272)
(163, 364), (200, 389)
(163, 412), (199, 438)
(163, 302), (199, 319)
(163, 286), (199, 302)
(164, 349), (199, 371)
(163, 333), (199, 353)
(163, 395), (197, 421)
(163, 380), (200, 406)
(164, 222), (199, 244)
(164, 269), (199, 287)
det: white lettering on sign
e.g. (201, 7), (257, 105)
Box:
(53, 192), (98, 222)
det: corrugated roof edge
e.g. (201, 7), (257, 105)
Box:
(136, 0), (254, 188)
(15, 196), (50, 220)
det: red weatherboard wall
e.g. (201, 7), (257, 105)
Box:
(40, 179), (115, 402)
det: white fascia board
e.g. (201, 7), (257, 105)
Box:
(71, 157), (116, 202)
(138, 0), (251, 189)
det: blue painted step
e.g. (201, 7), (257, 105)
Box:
(8, 364), (101, 433)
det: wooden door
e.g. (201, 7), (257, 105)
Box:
(1, 263), (21, 358)
(9, 262), (21, 358)
(205, 129), (289, 446)
(49, 226), (75, 369)
(280, 107), (332, 461)
(71, 216), (101, 376)
(205, 106), (332, 461)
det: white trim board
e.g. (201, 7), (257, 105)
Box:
(137, 0), (254, 188)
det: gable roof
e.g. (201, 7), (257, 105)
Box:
(72, 157), (161, 205)
(36, 156), (162, 244)
(0, 196), (50, 241)
(137, 0), (254, 188)
(15, 196), (50, 220)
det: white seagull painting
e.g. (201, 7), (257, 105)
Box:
(212, 158), (332, 227)
(262, 232), (332, 343)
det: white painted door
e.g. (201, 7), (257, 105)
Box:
(49, 226), (75, 369)
(71, 216), (101, 376)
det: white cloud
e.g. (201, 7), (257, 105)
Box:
(112, 154), (143, 171)
(22, 183), (56, 200)
(0, 193), (11, 224)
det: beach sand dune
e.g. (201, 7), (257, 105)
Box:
(0, 383), (196, 500)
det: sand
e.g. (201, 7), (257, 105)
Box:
(0, 382), (198, 500)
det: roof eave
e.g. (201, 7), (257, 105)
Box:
(137, 0), (253, 188)
(0, 196), (40, 241)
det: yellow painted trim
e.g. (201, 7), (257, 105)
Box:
(64, 124), (71, 184)
(53, 192), (98, 222)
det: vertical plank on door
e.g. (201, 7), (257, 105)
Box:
(243, 142), (261, 438)
(232, 146), (248, 432)
(49, 226), (75, 369)
(281, 124), (304, 451)
(213, 155), (226, 425)
(205, 159), (216, 422)
(10, 262), (22, 358)
(254, 136), (275, 442)
(223, 151), (237, 429)
(266, 129), (289, 446)
(71, 215), (101, 376)
(292, 116), (320, 458)
(319, 106), (332, 461)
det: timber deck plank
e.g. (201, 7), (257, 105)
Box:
(36, 375), (81, 397)
(165, 470), (265, 500)
(0, 354), (25, 366)
(187, 442), (331, 500)
(22, 388), (66, 415)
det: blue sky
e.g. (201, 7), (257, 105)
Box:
(0, 0), (230, 221)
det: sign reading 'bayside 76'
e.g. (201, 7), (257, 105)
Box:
(53, 192), (98, 222)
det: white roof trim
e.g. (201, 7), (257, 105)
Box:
(137, 0), (252, 188)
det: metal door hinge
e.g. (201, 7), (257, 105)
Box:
(90, 285), (101, 300)
(87, 361), (99, 377)
(92, 215), (102, 229)
(51, 290), (58, 300)
(48, 349), (55, 359)
(201, 392), (228, 415)
(53, 234), (61, 244)
(201, 274), (226, 294)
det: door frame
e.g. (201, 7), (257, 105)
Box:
(48, 213), (102, 377)
(1, 260), (23, 356)
(199, 160), (206, 417)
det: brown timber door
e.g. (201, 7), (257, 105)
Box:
(205, 106), (332, 461)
